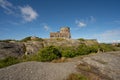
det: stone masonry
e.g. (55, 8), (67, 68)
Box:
(50, 27), (71, 39)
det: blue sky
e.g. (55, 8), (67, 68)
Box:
(0, 0), (120, 43)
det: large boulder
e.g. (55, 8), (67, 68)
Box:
(0, 42), (25, 59)
(24, 41), (44, 55)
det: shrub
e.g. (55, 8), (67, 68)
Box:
(61, 44), (99, 58)
(88, 44), (99, 53)
(20, 36), (31, 42)
(34, 38), (44, 41)
(76, 44), (90, 55)
(20, 54), (40, 62)
(0, 56), (20, 68)
(0, 39), (17, 42)
(99, 43), (116, 52)
(20, 36), (44, 42)
(38, 46), (61, 62)
(78, 38), (85, 41)
(62, 49), (76, 58)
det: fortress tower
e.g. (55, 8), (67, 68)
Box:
(50, 27), (71, 39)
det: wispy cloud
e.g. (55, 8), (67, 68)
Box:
(94, 29), (120, 43)
(43, 24), (51, 31)
(0, 0), (38, 22)
(75, 20), (87, 27)
(19, 5), (38, 22)
(75, 16), (96, 28)
(0, 0), (14, 14)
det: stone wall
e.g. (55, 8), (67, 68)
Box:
(50, 27), (71, 39)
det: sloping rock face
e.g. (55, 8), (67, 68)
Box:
(0, 51), (119, 80)
(43, 39), (81, 47)
(24, 41), (44, 55)
(0, 62), (77, 80)
(0, 41), (44, 59)
(43, 39), (98, 47)
(0, 42), (25, 59)
(75, 51), (120, 80)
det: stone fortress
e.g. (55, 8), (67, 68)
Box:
(50, 27), (71, 39)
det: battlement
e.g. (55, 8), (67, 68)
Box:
(50, 27), (71, 39)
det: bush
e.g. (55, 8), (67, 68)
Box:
(78, 38), (85, 41)
(38, 46), (61, 62)
(20, 54), (39, 62)
(0, 39), (17, 42)
(0, 56), (20, 68)
(76, 44), (90, 55)
(20, 36), (31, 42)
(99, 43), (116, 52)
(62, 49), (76, 58)
(34, 38), (44, 41)
(88, 44), (99, 53)
(20, 36), (44, 42)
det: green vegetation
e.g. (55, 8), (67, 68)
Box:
(0, 42), (118, 68)
(66, 73), (88, 80)
(78, 38), (85, 41)
(99, 43), (116, 52)
(38, 46), (61, 61)
(0, 56), (20, 68)
(116, 43), (120, 47)
(20, 36), (43, 42)
(21, 36), (31, 42)
(56, 38), (65, 41)
(61, 47), (76, 58)
(0, 39), (17, 42)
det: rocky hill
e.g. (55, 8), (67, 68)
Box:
(0, 42), (25, 59)
(0, 38), (98, 59)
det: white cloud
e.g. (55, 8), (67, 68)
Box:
(43, 25), (50, 31)
(94, 29), (120, 43)
(75, 16), (96, 28)
(20, 5), (38, 22)
(0, 0), (14, 14)
(0, 0), (38, 22)
(75, 20), (87, 27)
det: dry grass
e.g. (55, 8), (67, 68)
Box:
(76, 63), (103, 80)
(52, 57), (67, 63)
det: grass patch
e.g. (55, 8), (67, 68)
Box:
(0, 56), (20, 68)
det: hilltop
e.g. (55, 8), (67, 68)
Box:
(0, 37), (98, 59)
